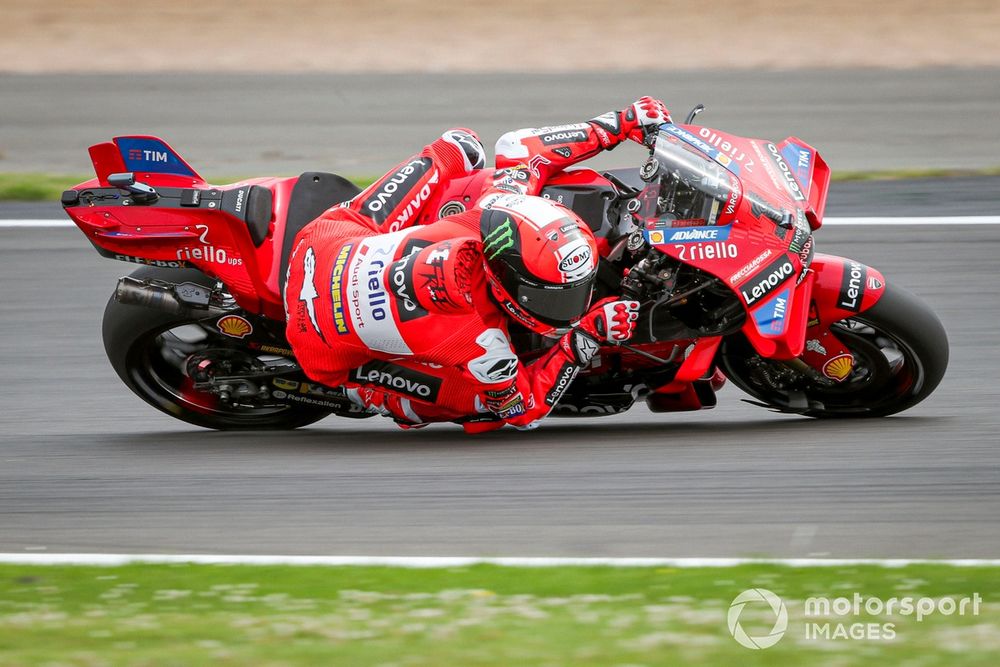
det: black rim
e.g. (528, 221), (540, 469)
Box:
(722, 315), (924, 415)
(127, 322), (298, 423)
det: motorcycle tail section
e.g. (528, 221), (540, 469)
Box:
(88, 135), (206, 186)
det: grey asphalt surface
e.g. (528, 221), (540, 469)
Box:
(3, 69), (1000, 176)
(1, 69), (998, 559)
(1, 221), (997, 558)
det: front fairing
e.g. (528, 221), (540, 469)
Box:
(638, 125), (825, 359)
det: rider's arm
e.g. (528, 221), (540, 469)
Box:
(346, 129), (486, 233)
(492, 97), (671, 196)
(463, 298), (640, 432)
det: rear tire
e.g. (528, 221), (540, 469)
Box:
(718, 282), (948, 417)
(103, 266), (331, 430)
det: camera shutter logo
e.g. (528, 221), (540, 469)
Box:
(727, 588), (788, 649)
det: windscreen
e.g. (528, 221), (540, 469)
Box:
(635, 128), (737, 227)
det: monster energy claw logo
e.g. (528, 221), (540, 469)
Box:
(483, 217), (515, 259)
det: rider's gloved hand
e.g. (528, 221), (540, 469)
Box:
(577, 297), (640, 343)
(623, 97), (672, 145)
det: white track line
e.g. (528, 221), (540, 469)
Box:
(1, 554), (998, 567)
(2, 216), (1000, 229)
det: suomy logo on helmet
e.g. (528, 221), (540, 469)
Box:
(558, 247), (592, 272)
(483, 217), (515, 260)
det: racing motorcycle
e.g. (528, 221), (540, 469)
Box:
(61, 107), (948, 429)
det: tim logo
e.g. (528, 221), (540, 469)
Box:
(128, 148), (168, 163)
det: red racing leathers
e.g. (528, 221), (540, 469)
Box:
(284, 99), (667, 430)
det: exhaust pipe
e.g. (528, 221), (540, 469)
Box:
(115, 276), (213, 314)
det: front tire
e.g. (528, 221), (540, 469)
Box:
(718, 283), (948, 417)
(103, 266), (332, 430)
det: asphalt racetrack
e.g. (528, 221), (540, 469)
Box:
(0, 215), (997, 559)
(1, 70), (999, 559)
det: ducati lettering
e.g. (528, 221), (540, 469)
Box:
(350, 361), (442, 402)
(740, 255), (795, 306)
(388, 169), (439, 231)
(674, 242), (739, 262)
(766, 143), (807, 202)
(362, 158), (433, 221)
(837, 260), (867, 312)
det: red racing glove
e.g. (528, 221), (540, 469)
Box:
(576, 297), (640, 344)
(623, 97), (672, 145)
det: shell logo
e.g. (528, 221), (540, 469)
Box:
(648, 230), (665, 245)
(822, 353), (854, 381)
(217, 315), (253, 339)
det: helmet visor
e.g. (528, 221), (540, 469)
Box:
(512, 278), (594, 325)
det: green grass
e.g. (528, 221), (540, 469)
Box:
(2, 167), (999, 202)
(1, 562), (997, 665)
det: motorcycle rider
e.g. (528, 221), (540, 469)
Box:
(284, 97), (671, 431)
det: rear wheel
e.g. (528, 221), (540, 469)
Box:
(103, 266), (332, 430)
(718, 283), (948, 417)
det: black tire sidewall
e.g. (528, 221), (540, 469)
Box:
(102, 266), (330, 430)
(719, 282), (949, 418)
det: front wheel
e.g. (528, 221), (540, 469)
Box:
(718, 283), (948, 418)
(103, 266), (332, 430)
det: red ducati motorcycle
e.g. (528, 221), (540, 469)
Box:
(62, 108), (948, 429)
